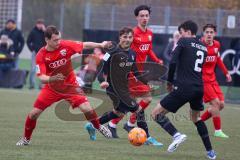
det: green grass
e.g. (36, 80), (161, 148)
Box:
(0, 88), (239, 160)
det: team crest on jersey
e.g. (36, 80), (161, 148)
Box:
(214, 48), (218, 54)
(45, 57), (51, 61)
(60, 49), (67, 56)
(148, 35), (152, 41)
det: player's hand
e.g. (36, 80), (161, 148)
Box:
(166, 82), (173, 92)
(148, 84), (154, 90)
(101, 41), (112, 49)
(158, 59), (163, 65)
(226, 73), (232, 82)
(51, 73), (65, 82)
(100, 81), (109, 89)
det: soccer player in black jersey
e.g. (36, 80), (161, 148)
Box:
(151, 20), (216, 159)
(84, 27), (162, 147)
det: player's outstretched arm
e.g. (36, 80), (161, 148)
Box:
(38, 73), (65, 84)
(83, 41), (111, 50)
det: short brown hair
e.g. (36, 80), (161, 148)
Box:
(203, 24), (217, 32)
(44, 25), (59, 39)
(119, 27), (133, 37)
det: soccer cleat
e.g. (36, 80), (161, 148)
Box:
(84, 122), (96, 141)
(16, 137), (30, 146)
(207, 150), (217, 159)
(167, 134), (187, 153)
(123, 123), (134, 133)
(98, 125), (112, 138)
(144, 137), (164, 147)
(107, 124), (119, 138)
(214, 131), (229, 138)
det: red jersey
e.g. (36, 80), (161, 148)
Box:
(202, 40), (228, 82)
(36, 40), (83, 87)
(131, 26), (161, 64)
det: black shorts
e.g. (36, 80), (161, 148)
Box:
(160, 85), (204, 113)
(106, 88), (138, 114)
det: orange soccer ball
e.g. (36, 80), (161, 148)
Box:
(128, 127), (147, 146)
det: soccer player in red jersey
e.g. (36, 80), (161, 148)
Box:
(200, 24), (232, 138)
(16, 25), (112, 146)
(107, 5), (163, 146)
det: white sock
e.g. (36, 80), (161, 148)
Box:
(109, 121), (116, 128)
(127, 121), (135, 127)
(173, 132), (181, 139)
(215, 129), (222, 133)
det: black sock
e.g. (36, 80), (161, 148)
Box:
(136, 110), (150, 138)
(99, 111), (119, 125)
(195, 120), (212, 151)
(155, 113), (178, 137)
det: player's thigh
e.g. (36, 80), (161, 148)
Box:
(189, 90), (204, 112)
(34, 87), (62, 111)
(160, 90), (188, 113)
(203, 82), (219, 103)
(65, 94), (89, 109)
(129, 78), (151, 97)
(213, 82), (224, 102)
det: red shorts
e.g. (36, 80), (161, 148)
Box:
(128, 75), (150, 97)
(203, 81), (224, 103)
(34, 86), (88, 111)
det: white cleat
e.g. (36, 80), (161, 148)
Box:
(98, 125), (112, 138)
(16, 137), (30, 146)
(167, 134), (187, 153)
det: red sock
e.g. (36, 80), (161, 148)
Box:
(200, 110), (212, 121)
(129, 113), (137, 124)
(129, 100), (150, 124)
(24, 115), (37, 140)
(84, 110), (100, 129)
(212, 116), (221, 130)
(111, 115), (124, 124)
(139, 100), (150, 110)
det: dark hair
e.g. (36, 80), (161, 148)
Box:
(178, 20), (198, 35)
(44, 25), (59, 39)
(119, 27), (133, 37)
(6, 19), (15, 24)
(134, 5), (151, 16)
(203, 24), (217, 32)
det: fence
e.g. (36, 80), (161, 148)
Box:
(0, 0), (22, 30)
(84, 3), (240, 37)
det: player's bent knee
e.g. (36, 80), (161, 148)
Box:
(29, 108), (42, 120)
(142, 96), (152, 103)
(79, 102), (92, 112)
(219, 102), (224, 110)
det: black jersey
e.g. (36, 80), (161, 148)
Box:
(168, 37), (207, 87)
(102, 45), (147, 109)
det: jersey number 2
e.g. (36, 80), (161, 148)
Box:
(194, 51), (204, 72)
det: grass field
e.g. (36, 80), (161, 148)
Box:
(0, 88), (239, 160)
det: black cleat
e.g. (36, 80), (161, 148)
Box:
(123, 123), (134, 133)
(107, 124), (119, 138)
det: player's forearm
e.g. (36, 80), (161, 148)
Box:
(217, 57), (228, 75)
(37, 75), (51, 83)
(83, 42), (103, 50)
(149, 50), (162, 63)
(38, 74), (62, 83)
